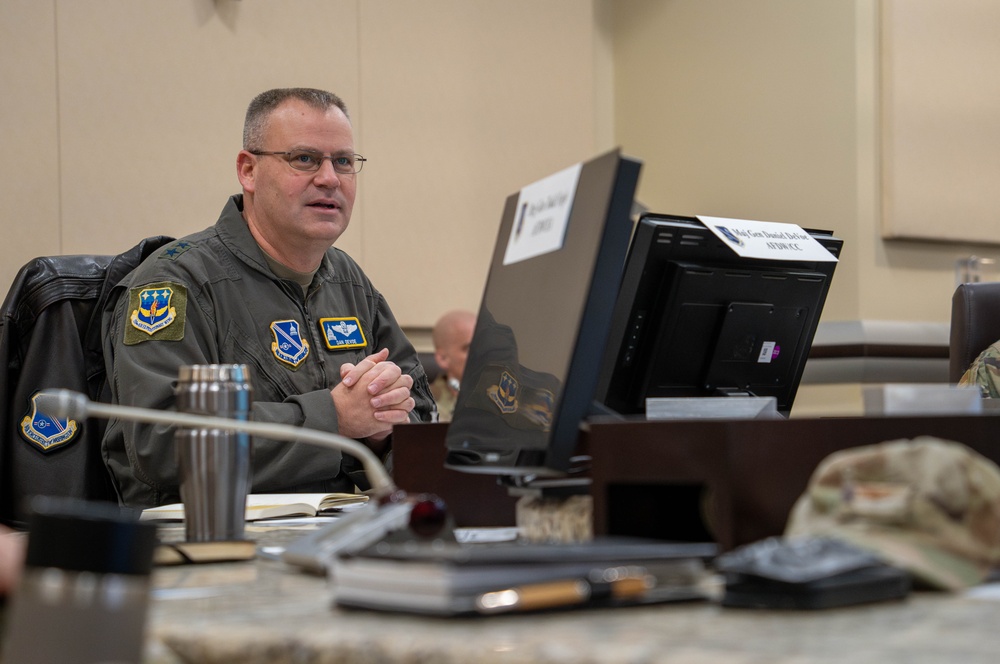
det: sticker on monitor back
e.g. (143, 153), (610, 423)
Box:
(758, 341), (780, 363)
(502, 162), (582, 266)
(700, 216), (838, 262)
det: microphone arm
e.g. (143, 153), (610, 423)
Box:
(35, 388), (397, 498)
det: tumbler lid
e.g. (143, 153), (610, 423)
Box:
(177, 364), (250, 383)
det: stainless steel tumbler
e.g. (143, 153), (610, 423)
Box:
(174, 364), (253, 542)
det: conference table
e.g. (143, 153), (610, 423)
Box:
(145, 412), (1000, 662)
(144, 519), (1000, 664)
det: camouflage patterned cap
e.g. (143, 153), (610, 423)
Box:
(785, 436), (1000, 590)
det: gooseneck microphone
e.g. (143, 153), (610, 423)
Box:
(36, 388), (446, 571)
(36, 388), (396, 497)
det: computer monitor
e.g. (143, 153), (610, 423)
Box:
(444, 149), (642, 479)
(596, 213), (843, 418)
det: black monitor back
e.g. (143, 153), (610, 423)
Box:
(444, 150), (642, 478)
(597, 213), (843, 417)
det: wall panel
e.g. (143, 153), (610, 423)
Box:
(881, 0), (1000, 245)
(0, 0), (60, 293)
(357, 0), (604, 326)
(56, 0), (362, 258)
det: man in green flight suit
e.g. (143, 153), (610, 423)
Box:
(102, 88), (434, 508)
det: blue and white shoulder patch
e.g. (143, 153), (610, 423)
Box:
(270, 319), (310, 367)
(19, 391), (79, 452)
(489, 370), (519, 414)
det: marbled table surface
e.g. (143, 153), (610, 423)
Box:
(145, 522), (1000, 664)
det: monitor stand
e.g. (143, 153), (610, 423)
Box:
(500, 473), (590, 497)
(498, 461), (594, 544)
(587, 399), (626, 420)
(645, 394), (781, 420)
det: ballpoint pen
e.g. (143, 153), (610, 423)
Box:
(474, 567), (653, 614)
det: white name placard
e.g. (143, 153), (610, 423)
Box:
(700, 216), (838, 262)
(503, 163), (583, 266)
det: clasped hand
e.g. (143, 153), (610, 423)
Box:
(332, 348), (415, 444)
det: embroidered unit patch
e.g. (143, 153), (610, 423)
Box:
(522, 387), (555, 430)
(19, 392), (79, 452)
(319, 317), (367, 350)
(131, 287), (177, 333)
(124, 282), (187, 345)
(488, 370), (519, 414)
(271, 319), (310, 367)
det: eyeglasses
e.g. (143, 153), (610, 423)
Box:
(249, 149), (367, 174)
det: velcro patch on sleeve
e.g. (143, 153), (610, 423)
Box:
(124, 282), (187, 345)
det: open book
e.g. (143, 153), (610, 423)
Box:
(141, 493), (368, 522)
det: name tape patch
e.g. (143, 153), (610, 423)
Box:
(319, 317), (367, 350)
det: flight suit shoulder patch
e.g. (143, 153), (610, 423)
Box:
(19, 391), (80, 452)
(124, 282), (187, 345)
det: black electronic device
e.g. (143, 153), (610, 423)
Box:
(596, 213), (843, 418)
(444, 149), (642, 479)
(715, 536), (911, 610)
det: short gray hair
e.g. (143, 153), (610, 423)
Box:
(243, 88), (350, 151)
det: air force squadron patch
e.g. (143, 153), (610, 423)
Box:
(522, 387), (555, 430)
(319, 317), (367, 350)
(124, 282), (187, 345)
(20, 392), (79, 452)
(488, 370), (519, 414)
(132, 287), (176, 333)
(271, 319), (310, 367)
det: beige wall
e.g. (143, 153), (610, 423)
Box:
(613, 0), (861, 323)
(0, 0), (609, 331)
(613, 0), (1000, 327)
(881, 0), (1000, 245)
(1, 1), (61, 271)
(610, 0), (1000, 415)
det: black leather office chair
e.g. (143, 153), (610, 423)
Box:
(418, 351), (443, 384)
(0, 236), (173, 527)
(949, 281), (1000, 383)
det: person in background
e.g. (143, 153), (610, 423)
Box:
(430, 309), (476, 422)
(102, 88), (434, 508)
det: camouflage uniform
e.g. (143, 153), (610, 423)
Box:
(429, 375), (457, 423)
(958, 340), (1000, 398)
(102, 194), (434, 508)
